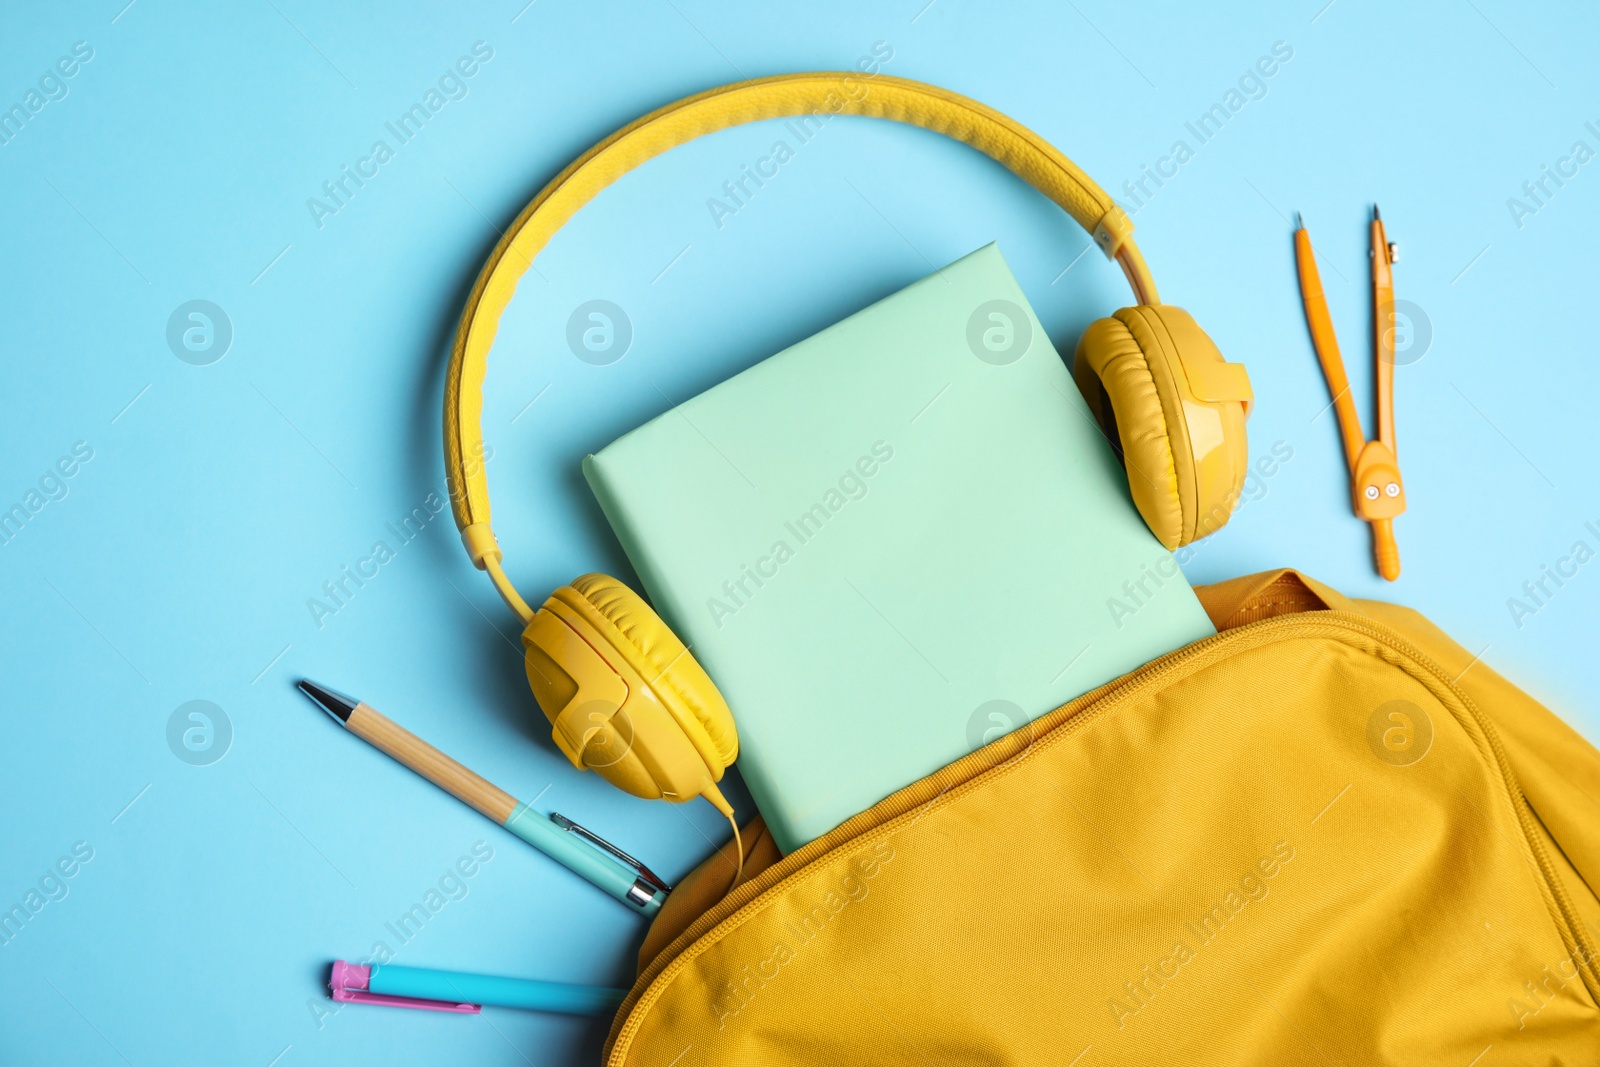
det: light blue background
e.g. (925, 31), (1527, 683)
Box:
(2, 2), (1596, 1064)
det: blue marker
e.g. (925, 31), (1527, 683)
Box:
(331, 960), (627, 1016)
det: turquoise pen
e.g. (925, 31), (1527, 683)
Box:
(331, 960), (626, 1015)
(297, 680), (671, 915)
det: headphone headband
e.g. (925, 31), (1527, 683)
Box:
(443, 72), (1160, 620)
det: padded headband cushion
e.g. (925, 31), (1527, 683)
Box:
(565, 574), (739, 768)
(1074, 307), (1198, 550)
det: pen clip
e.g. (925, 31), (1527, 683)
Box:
(549, 812), (673, 894)
(330, 961), (480, 1014)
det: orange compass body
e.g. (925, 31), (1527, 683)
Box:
(1294, 208), (1404, 581)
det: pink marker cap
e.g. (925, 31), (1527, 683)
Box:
(329, 960), (480, 1014)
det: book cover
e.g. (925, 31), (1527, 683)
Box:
(583, 244), (1215, 853)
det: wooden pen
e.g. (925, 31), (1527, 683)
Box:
(296, 680), (668, 914)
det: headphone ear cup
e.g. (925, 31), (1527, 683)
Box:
(559, 704), (666, 800)
(1075, 311), (1188, 548)
(566, 574), (739, 772)
(522, 576), (738, 804)
(1074, 306), (1249, 549)
(521, 601), (674, 800)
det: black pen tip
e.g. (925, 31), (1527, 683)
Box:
(1373, 203), (1382, 221)
(296, 679), (358, 723)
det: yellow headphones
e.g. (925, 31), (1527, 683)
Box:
(442, 73), (1253, 853)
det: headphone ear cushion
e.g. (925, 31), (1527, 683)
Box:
(1075, 306), (1249, 550)
(1075, 309), (1191, 549)
(565, 574), (739, 771)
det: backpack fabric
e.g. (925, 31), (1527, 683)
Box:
(604, 570), (1600, 1065)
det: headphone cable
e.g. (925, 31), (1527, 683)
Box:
(722, 808), (744, 896)
(704, 784), (744, 896)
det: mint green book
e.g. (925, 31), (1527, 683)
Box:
(583, 244), (1214, 853)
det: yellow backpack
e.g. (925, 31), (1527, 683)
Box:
(604, 570), (1600, 1065)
